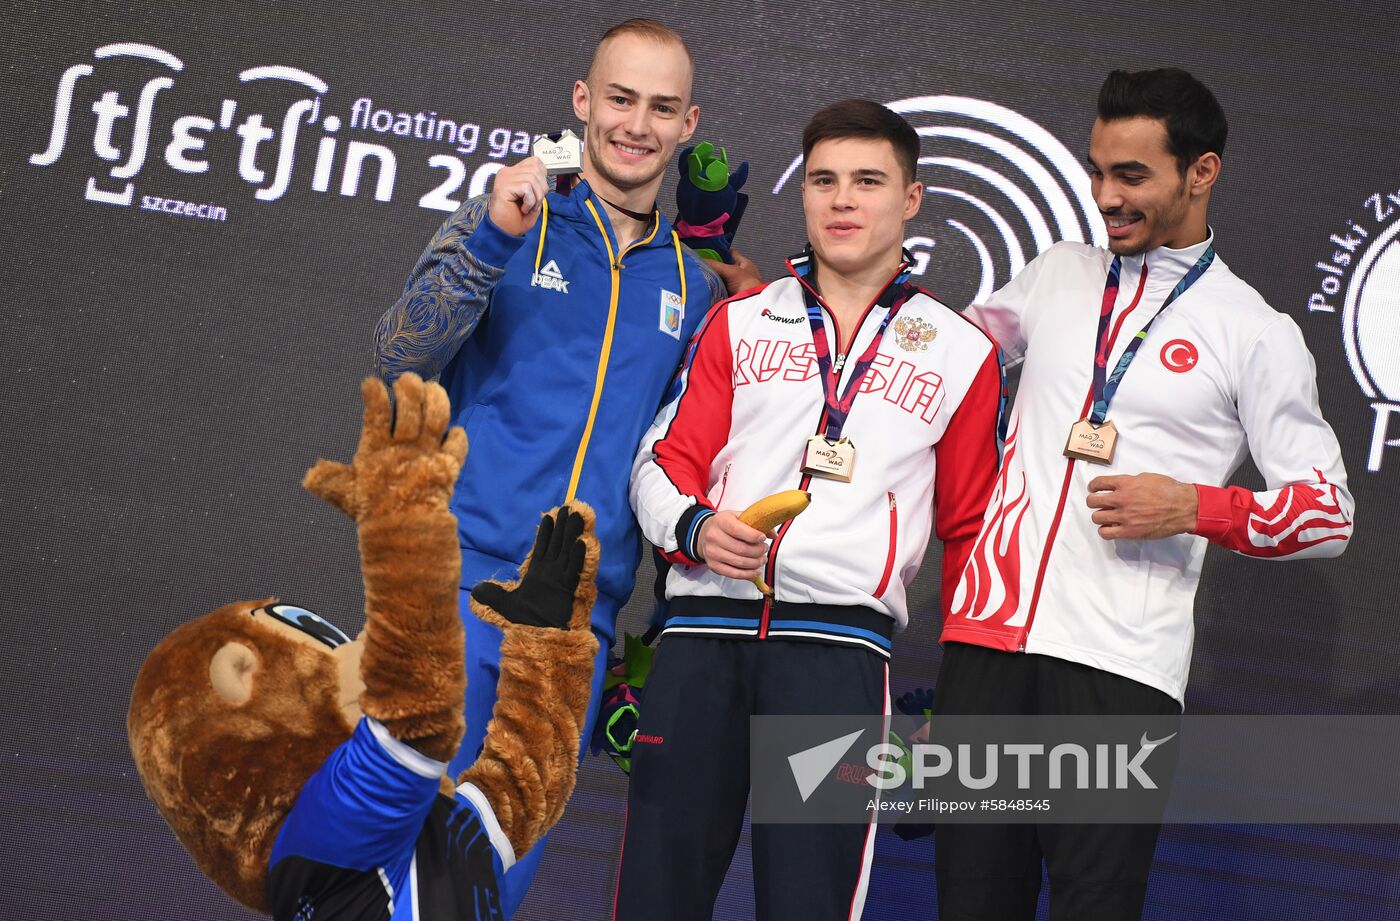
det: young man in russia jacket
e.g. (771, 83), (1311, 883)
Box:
(617, 99), (1005, 921)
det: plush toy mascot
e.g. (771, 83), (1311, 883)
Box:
(127, 373), (599, 919)
(673, 141), (749, 264)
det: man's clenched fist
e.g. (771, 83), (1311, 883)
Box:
(488, 156), (550, 237)
(697, 509), (769, 580)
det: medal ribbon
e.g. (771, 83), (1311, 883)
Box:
(1088, 245), (1215, 425)
(799, 262), (912, 441)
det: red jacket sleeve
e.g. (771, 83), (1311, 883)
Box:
(933, 346), (1005, 616)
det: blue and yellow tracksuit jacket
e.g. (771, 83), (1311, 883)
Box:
(374, 178), (723, 645)
(372, 178), (719, 916)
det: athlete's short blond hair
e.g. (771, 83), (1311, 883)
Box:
(587, 18), (694, 83)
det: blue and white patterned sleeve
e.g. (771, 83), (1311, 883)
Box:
(372, 195), (526, 382)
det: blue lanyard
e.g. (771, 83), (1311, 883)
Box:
(796, 260), (911, 440)
(1089, 245), (1215, 425)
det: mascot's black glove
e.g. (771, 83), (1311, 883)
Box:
(471, 507), (586, 630)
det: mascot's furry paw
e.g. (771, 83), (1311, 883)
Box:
(458, 504), (601, 859)
(310, 374), (468, 762)
(304, 372), (467, 523)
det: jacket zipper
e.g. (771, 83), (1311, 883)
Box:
(565, 201), (661, 503)
(1018, 263), (1149, 650)
(873, 492), (899, 598)
(760, 264), (905, 637)
(759, 406), (824, 638)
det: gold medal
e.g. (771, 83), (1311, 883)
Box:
(1063, 418), (1118, 464)
(802, 435), (857, 482)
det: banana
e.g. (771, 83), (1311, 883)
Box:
(738, 490), (811, 595)
(739, 489), (811, 533)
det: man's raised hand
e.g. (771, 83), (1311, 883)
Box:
(488, 156), (551, 237)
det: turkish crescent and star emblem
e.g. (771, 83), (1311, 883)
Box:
(893, 316), (937, 351)
(1160, 338), (1199, 373)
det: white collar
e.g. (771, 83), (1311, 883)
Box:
(1126, 227), (1215, 277)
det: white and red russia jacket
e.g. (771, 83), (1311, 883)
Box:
(630, 252), (1005, 658)
(948, 235), (1354, 702)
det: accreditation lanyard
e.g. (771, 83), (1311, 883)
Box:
(1088, 245), (1215, 425)
(800, 274), (913, 440)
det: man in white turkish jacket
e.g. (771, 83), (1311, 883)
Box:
(934, 68), (1354, 921)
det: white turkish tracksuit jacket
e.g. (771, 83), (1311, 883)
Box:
(631, 254), (1004, 655)
(947, 234), (1354, 702)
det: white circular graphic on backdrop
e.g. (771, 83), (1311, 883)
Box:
(773, 95), (1106, 303)
(1343, 219), (1400, 401)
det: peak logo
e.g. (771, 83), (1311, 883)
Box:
(772, 95), (1105, 308)
(1306, 185), (1400, 472)
(531, 259), (569, 293)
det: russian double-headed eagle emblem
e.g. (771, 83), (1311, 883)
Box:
(893, 316), (937, 352)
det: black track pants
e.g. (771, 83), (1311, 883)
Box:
(931, 642), (1182, 921)
(613, 635), (889, 921)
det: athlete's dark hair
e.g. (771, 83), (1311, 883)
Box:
(1097, 69), (1228, 173)
(802, 99), (919, 183)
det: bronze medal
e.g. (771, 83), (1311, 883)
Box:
(1063, 418), (1118, 464)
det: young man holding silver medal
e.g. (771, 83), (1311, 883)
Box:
(617, 99), (1005, 920)
(371, 18), (759, 916)
(933, 69), (1354, 920)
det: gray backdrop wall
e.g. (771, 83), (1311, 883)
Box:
(4, 1), (1397, 918)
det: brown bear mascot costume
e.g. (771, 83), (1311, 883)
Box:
(127, 373), (599, 919)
